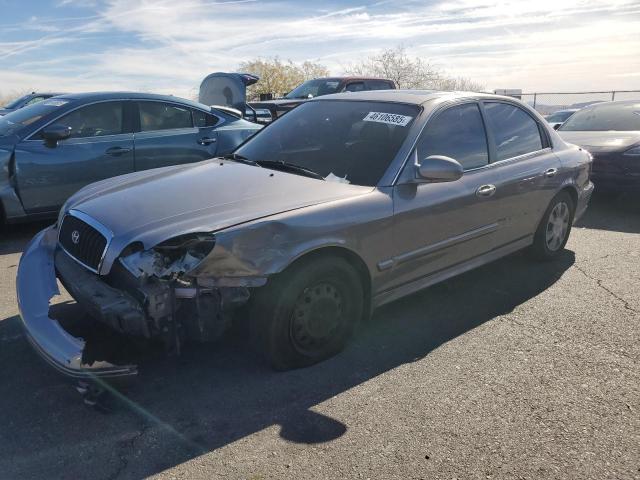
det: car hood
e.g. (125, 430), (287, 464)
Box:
(66, 160), (373, 272)
(0, 108), (12, 116)
(558, 130), (640, 152)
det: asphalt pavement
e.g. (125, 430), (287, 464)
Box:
(0, 194), (638, 480)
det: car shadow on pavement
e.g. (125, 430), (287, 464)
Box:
(576, 192), (640, 234)
(0, 221), (51, 255)
(0, 249), (575, 479)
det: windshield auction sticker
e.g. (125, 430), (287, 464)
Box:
(363, 112), (413, 126)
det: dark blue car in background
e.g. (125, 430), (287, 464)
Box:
(558, 100), (640, 195)
(0, 92), (64, 116)
(0, 92), (261, 223)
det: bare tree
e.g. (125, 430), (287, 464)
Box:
(345, 46), (440, 89)
(238, 57), (329, 100)
(432, 76), (485, 92)
(345, 46), (484, 91)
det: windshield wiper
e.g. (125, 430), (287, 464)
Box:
(220, 153), (258, 166)
(256, 160), (325, 181)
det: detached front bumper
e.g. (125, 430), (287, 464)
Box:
(16, 227), (137, 379)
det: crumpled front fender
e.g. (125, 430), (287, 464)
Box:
(16, 227), (137, 379)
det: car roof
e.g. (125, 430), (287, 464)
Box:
(52, 91), (211, 110)
(311, 76), (395, 82)
(584, 100), (640, 108)
(312, 89), (511, 105)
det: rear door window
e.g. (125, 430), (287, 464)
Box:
(367, 80), (395, 90)
(139, 102), (193, 131)
(417, 102), (489, 170)
(483, 102), (543, 161)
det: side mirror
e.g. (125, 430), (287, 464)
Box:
(416, 155), (464, 183)
(42, 125), (71, 147)
(553, 123), (561, 130)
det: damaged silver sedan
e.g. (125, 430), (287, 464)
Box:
(17, 90), (594, 378)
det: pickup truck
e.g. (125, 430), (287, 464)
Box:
(248, 77), (397, 121)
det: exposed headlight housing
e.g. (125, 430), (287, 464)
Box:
(119, 233), (216, 279)
(154, 232), (216, 259)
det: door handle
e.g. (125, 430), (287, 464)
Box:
(476, 184), (496, 197)
(197, 137), (216, 145)
(105, 146), (131, 155)
(544, 167), (558, 178)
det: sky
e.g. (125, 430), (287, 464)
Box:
(1, 0), (639, 99)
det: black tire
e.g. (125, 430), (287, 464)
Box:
(529, 191), (574, 261)
(249, 256), (364, 370)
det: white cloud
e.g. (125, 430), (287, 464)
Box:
(1, 0), (640, 96)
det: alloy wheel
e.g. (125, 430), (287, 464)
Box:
(546, 201), (570, 251)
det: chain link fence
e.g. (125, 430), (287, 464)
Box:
(515, 90), (640, 115)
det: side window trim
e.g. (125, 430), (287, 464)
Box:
(122, 101), (135, 134)
(477, 101), (497, 163)
(131, 101), (141, 133)
(479, 100), (548, 164)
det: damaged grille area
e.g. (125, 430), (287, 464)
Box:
(59, 214), (108, 272)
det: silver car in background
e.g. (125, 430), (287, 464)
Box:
(17, 90), (593, 379)
(545, 108), (579, 130)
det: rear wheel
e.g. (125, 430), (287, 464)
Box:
(530, 191), (574, 260)
(249, 256), (363, 370)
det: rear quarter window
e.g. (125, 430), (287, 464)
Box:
(367, 80), (395, 90)
(192, 109), (219, 127)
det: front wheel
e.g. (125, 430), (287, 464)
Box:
(529, 191), (574, 260)
(249, 256), (364, 370)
